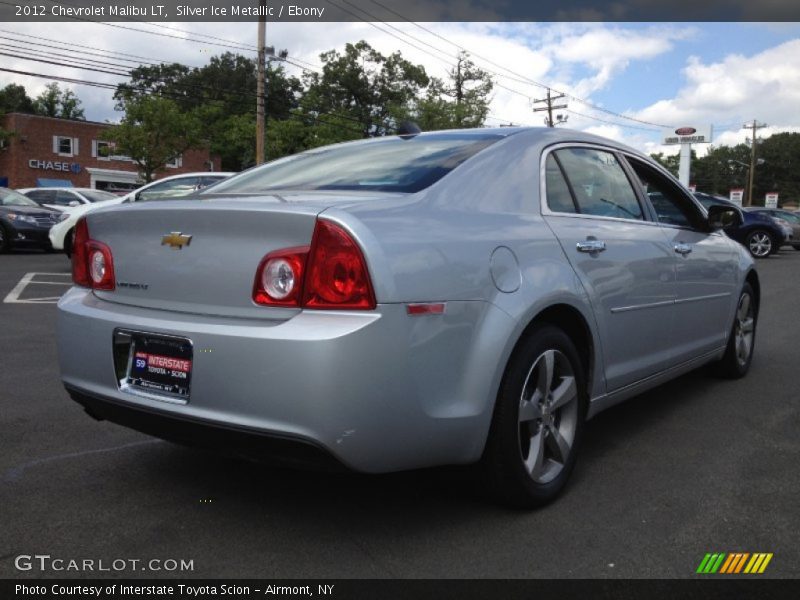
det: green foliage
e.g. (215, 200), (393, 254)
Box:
(105, 95), (202, 182)
(417, 52), (493, 130)
(687, 134), (800, 205)
(33, 82), (85, 120)
(301, 40), (430, 138)
(0, 84), (35, 114)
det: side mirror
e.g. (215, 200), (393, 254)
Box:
(707, 204), (741, 230)
(133, 191), (142, 202)
(68, 200), (80, 207)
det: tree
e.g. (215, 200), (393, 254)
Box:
(302, 40), (430, 139)
(34, 82), (85, 119)
(417, 51), (493, 130)
(0, 84), (35, 114)
(116, 53), (302, 171)
(105, 95), (202, 182)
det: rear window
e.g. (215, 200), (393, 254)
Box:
(203, 133), (504, 195)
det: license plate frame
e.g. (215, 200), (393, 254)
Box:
(119, 331), (193, 401)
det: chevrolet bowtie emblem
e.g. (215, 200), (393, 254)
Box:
(161, 232), (193, 249)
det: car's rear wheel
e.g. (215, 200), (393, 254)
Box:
(0, 224), (9, 253)
(482, 324), (586, 508)
(714, 282), (757, 379)
(746, 230), (773, 258)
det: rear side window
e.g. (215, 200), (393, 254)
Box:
(545, 154), (577, 214)
(554, 148), (643, 220)
(627, 157), (704, 229)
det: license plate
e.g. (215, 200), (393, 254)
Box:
(124, 333), (193, 399)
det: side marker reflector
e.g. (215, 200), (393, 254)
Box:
(406, 303), (446, 315)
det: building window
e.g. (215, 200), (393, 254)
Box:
(165, 154), (183, 169)
(92, 140), (132, 162)
(53, 135), (78, 157)
(94, 140), (112, 160)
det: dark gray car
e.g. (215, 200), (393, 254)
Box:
(0, 187), (62, 252)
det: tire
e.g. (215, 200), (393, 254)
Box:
(745, 230), (773, 258)
(64, 228), (74, 259)
(714, 282), (757, 379)
(482, 324), (587, 508)
(793, 244), (800, 251)
(0, 224), (10, 253)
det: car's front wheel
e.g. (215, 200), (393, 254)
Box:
(746, 230), (773, 258)
(714, 282), (757, 379)
(482, 324), (586, 508)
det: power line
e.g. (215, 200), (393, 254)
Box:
(366, 0), (673, 129)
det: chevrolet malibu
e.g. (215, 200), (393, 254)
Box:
(56, 128), (759, 506)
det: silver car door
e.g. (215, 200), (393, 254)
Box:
(541, 146), (677, 392)
(625, 156), (737, 363)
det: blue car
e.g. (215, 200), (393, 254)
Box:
(694, 193), (786, 258)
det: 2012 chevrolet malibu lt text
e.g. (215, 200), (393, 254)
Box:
(56, 128), (759, 507)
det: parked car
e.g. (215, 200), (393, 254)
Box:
(57, 129), (758, 507)
(49, 172), (234, 256)
(745, 207), (800, 250)
(18, 187), (117, 211)
(694, 193), (787, 258)
(0, 187), (63, 252)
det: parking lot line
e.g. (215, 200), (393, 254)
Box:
(3, 272), (73, 304)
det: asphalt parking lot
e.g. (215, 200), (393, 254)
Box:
(1, 248), (798, 579)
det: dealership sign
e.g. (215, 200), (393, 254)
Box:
(730, 189), (744, 207)
(765, 193), (779, 208)
(28, 159), (81, 174)
(662, 125), (713, 145)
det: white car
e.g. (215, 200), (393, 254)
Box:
(18, 187), (117, 212)
(49, 172), (234, 255)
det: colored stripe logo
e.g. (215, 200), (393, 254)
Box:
(696, 552), (773, 574)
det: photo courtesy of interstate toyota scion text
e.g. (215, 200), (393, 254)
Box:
(57, 127), (759, 507)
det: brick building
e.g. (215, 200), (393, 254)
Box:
(0, 113), (221, 192)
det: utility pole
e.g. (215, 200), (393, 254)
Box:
(533, 88), (568, 127)
(255, 2), (289, 166)
(743, 119), (767, 206)
(255, 0), (266, 165)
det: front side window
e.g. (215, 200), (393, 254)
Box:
(554, 148), (643, 220)
(55, 190), (78, 206)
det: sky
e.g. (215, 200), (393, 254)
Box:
(2, 20), (800, 157)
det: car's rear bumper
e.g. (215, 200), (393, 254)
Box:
(67, 386), (347, 471)
(57, 287), (514, 473)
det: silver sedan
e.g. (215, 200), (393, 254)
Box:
(57, 128), (759, 507)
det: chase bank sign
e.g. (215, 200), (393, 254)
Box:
(28, 159), (81, 174)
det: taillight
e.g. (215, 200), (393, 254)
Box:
(71, 217), (115, 290)
(252, 219), (376, 310)
(252, 247), (309, 307)
(71, 218), (90, 287)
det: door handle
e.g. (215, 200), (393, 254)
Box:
(576, 240), (606, 253)
(674, 242), (692, 255)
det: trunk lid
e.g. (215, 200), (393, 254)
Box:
(86, 196), (343, 319)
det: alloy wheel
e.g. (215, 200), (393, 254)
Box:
(734, 292), (755, 367)
(748, 232), (772, 257)
(517, 349), (579, 484)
